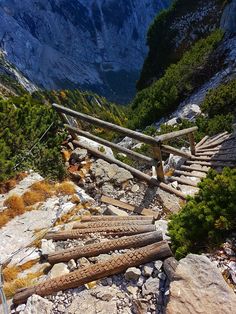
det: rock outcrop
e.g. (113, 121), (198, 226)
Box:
(166, 254), (236, 314)
(0, 0), (171, 103)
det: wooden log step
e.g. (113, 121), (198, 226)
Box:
(13, 241), (172, 305)
(186, 160), (236, 167)
(174, 170), (206, 179)
(196, 149), (236, 156)
(180, 165), (210, 173)
(196, 146), (221, 153)
(100, 195), (158, 217)
(200, 132), (228, 147)
(45, 225), (156, 241)
(73, 220), (154, 229)
(81, 215), (154, 222)
(191, 156), (236, 162)
(198, 134), (230, 150)
(195, 136), (209, 149)
(46, 231), (162, 264)
(168, 176), (198, 187)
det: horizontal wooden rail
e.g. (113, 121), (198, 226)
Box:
(161, 145), (192, 159)
(157, 127), (198, 142)
(52, 103), (160, 146)
(73, 140), (187, 199)
(66, 125), (154, 165)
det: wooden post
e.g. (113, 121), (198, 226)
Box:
(188, 132), (196, 155)
(13, 241), (172, 305)
(152, 145), (164, 181)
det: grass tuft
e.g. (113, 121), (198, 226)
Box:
(22, 190), (46, 206)
(56, 181), (76, 195)
(30, 181), (54, 197)
(3, 195), (25, 217)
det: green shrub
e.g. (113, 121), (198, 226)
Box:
(129, 30), (223, 129)
(168, 168), (236, 259)
(201, 79), (236, 118)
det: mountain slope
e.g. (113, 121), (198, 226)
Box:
(0, 0), (172, 103)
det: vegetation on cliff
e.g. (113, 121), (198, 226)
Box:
(137, 0), (226, 90)
(128, 30), (223, 129)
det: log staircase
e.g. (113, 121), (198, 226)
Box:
(52, 103), (236, 200)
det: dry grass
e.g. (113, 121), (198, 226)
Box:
(0, 172), (27, 194)
(3, 265), (19, 282)
(22, 190), (46, 206)
(0, 213), (10, 228)
(70, 194), (81, 204)
(3, 259), (39, 282)
(30, 181), (54, 197)
(3, 271), (42, 299)
(3, 195), (25, 217)
(165, 168), (175, 177)
(55, 181), (76, 195)
(55, 204), (84, 226)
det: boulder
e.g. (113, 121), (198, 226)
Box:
(91, 159), (133, 185)
(104, 205), (128, 216)
(166, 254), (236, 314)
(70, 148), (88, 163)
(142, 277), (160, 296)
(76, 136), (113, 157)
(177, 104), (201, 121)
(118, 137), (137, 149)
(40, 239), (55, 256)
(125, 267), (141, 281)
(22, 294), (53, 314)
(48, 262), (69, 279)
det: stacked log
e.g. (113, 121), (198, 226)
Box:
(13, 241), (172, 305)
(46, 231), (162, 264)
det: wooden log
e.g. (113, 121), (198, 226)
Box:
(73, 220), (154, 229)
(52, 103), (160, 146)
(69, 127), (154, 165)
(163, 257), (179, 281)
(45, 225), (157, 241)
(198, 134), (230, 150)
(191, 155), (236, 162)
(100, 195), (159, 217)
(186, 160), (236, 167)
(161, 145), (192, 159)
(188, 132), (196, 155)
(158, 182), (187, 199)
(13, 241), (172, 305)
(168, 176), (199, 187)
(196, 146), (221, 153)
(152, 145), (164, 181)
(157, 127), (198, 142)
(73, 142), (187, 200)
(81, 215), (154, 222)
(195, 136), (209, 149)
(174, 170), (206, 179)
(180, 165), (210, 173)
(46, 231), (162, 264)
(201, 131), (228, 147)
(72, 140), (155, 184)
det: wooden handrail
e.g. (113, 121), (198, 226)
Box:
(52, 103), (160, 146)
(65, 124), (154, 165)
(157, 127), (198, 142)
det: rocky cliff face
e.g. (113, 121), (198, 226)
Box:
(0, 0), (171, 103)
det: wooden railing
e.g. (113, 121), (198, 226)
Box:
(52, 103), (198, 199)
